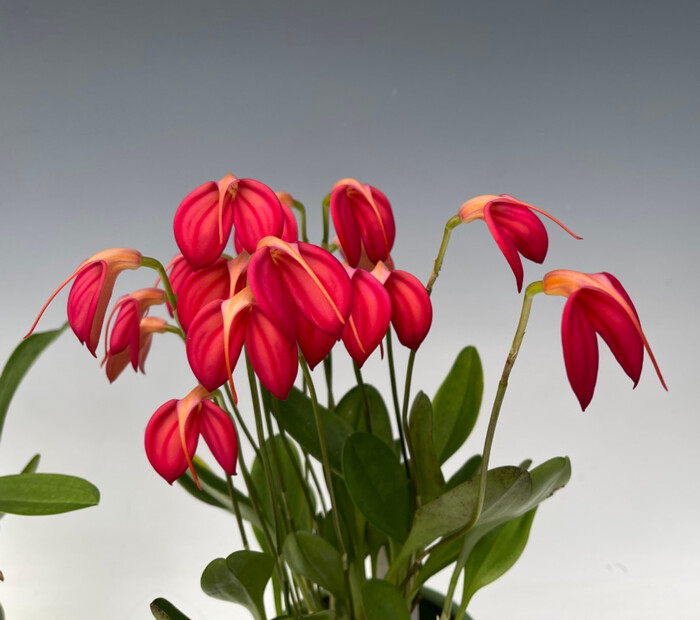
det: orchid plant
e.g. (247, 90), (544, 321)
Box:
(1, 176), (665, 620)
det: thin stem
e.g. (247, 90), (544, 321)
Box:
(323, 353), (335, 411)
(292, 199), (309, 243)
(425, 215), (461, 295)
(226, 475), (249, 550)
(299, 357), (355, 618)
(352, 362), (372, 434)
(225, 384), (262, 461)
(385, 329), (409, 472)
(321, 193), (331, 249)
(401, 350), (418, 478)
(141, 256), (179, 313)
(305, 452), (328, 514)
(438, 281), (543, 619)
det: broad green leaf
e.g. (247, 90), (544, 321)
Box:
(361, 579), (410, 620)
(342, 432), (412, 542)
(396, 466), (530, 564)
(414, 456), (571, 591)
(270, 388), (354, 473)
(251, 434), (315, 533)
(0, 454), (42, 520)
(408, 392), (446, 504)
(201, 550), (274, 620)
(0, 323), (68, 442)
(0, 473), (99, 515)
(282, 531), (346, 600)
(433, 346), (483, 464)
(461, 508), (537, 607)
(336, 384), (393, 449)
(447, 454), (481, 490)
(150, 597), (193, 620)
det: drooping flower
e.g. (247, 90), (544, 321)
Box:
(174, 175), (284, 270)
(459, 194), (581, 292)
(373, 261), (433, 350)
(145, 385), (238, 485)
(542, 270), (667, 410)
(342, 267), (392, 367)
(175, 257), (232, 333)
(103, 288), (167, 375)
(103, 316), (167, 382)
(26, 248), (142, 356)
(330, 178), (396, 269)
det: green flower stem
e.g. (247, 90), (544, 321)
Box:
(245, 356), (286, 553)
(141, 255), (178, 308)
(292, 200), (309, 243)
(304, 451), (328, 514)
(263, 400), (297, 530)
(385, 328), (409, 473)
(323, 353), (336, 411)
(438, 281), (543, 620)
(162, 324), (186, 343)
(425, 215), (461, 295)
(321, 193), (331, 249)
(224, 385), (262, 461)
(226, 474), (249, 550)
(278, 425), (324, 531)
(401, 350), (418, 479)
(299, 357), (356, 619)
(352, 362), (372, 434)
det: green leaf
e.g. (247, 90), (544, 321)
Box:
(408, 392), (446, 504)
(282, 531), (347, 600)
(413, 456), (571, 591)
(0, 473), (99, 515)
(361, 579), (411, 620)
(150, 597), (193, 620)
(201, 550), (275, 620)
(397, 466), (531, 564)
(461, 508), (537, 607)
(336, 384), (394, 450)
(433, 346), (483, 464)
(251, 434), (315, 533)
(270, 388), (354, 473)
(0, 323), (68, 442)
(20, 453), (41, 474)
(446, 454), (482, 490)
(272, 613), (335, 620)
(342, 432), (412, 542)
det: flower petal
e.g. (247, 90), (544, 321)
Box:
(198, 400), (238, 476)
(384, 270), (432, 350)
(231, 178), (284, 254)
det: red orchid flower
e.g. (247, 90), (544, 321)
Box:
(186, 288), (297, 401)
(542, 270), (667, 410)
(175, 257), (232, 333)
(459, 194), (581, 292)
(103, 288), (166, 363)
(103, 316), (167, 383)
(342, 267), (392, 367)
(26, 248), (142, 356)
(330, 178), (396, 269)
(145, 385), (238, 485)
(372, 261), (433, 350)
(174, 175), (284, 270)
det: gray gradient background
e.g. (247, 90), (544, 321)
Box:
(1, 1), (698, 618)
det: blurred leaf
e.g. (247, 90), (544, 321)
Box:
(0, 454), (41, 520)
(0, 323), (68, 442)
(283, 531), (347, 600)
(408, 392), (446, 504)
(271, 388), (354, 473)
(432, 346), (483, 464)
(461, 508), (537, 607)
(201, 550), (274, 620)
(0, 473), (99, 515)
(272, 613), (335, 620)
(150, 597), (193, 620)
(361, 579), (410, 620)
(446, 455), (481, 490)
(342, 432), (412, 542)
(418, 587), (469, 620)
(336, 384), (393, 450)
